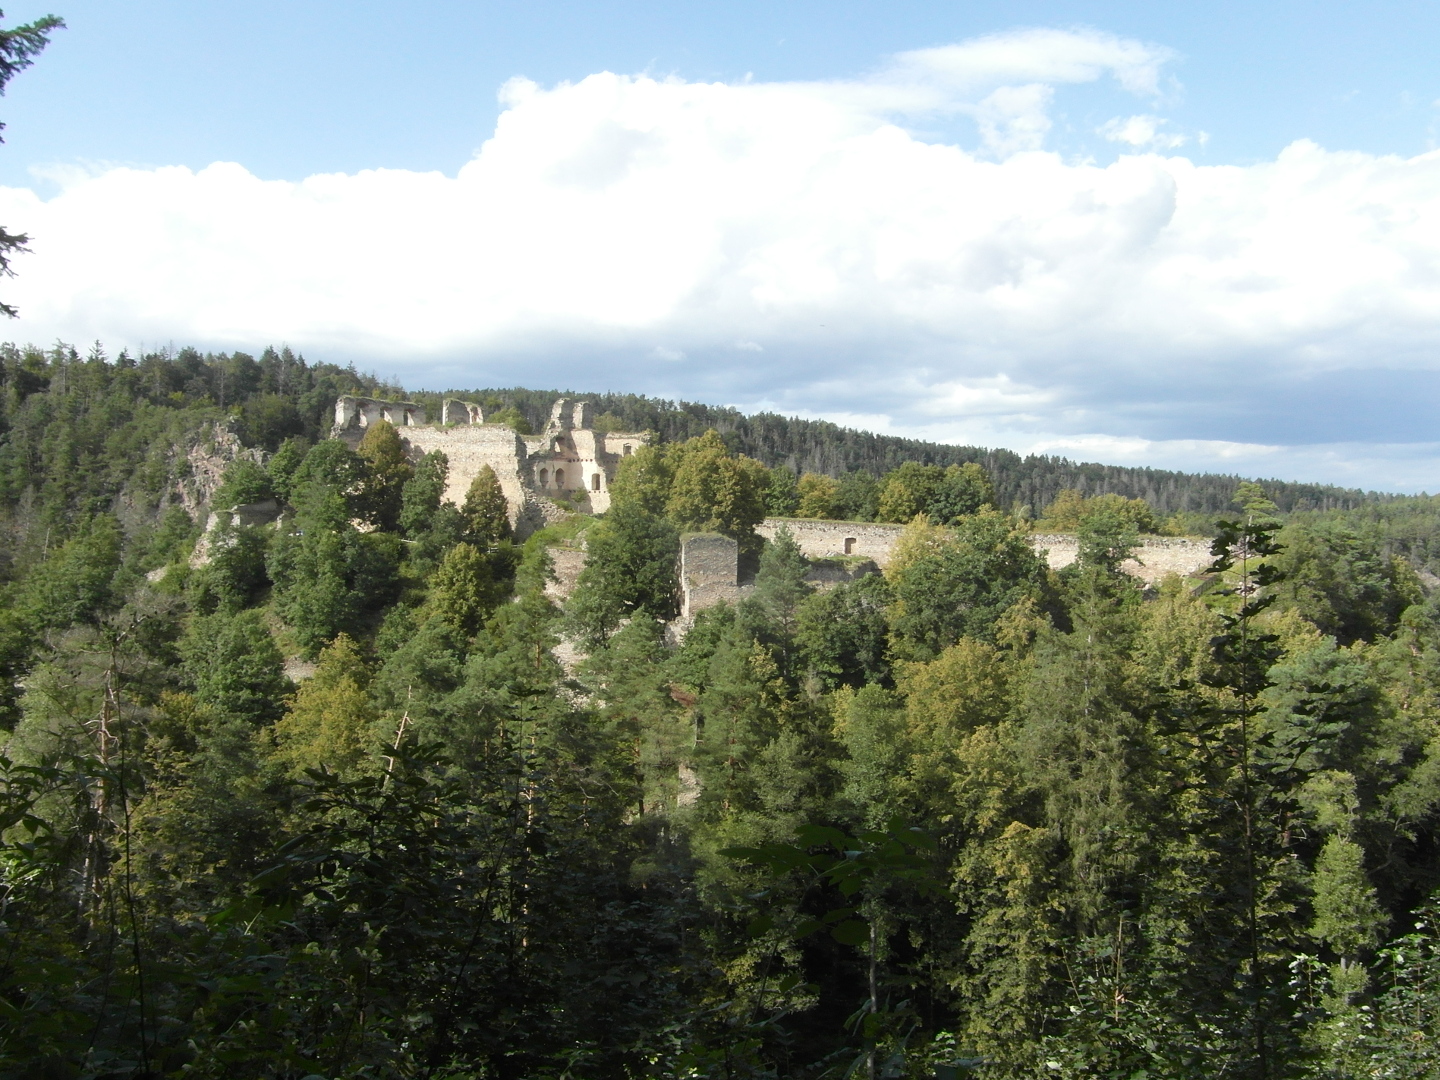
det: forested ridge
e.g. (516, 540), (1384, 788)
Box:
(3, 342), (1440, 1078)
(427, 386), (1393, 518)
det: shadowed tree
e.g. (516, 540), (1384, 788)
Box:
(0, 9), (64, 317)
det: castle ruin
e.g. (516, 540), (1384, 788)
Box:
(328, 395), (1216, 612)
(332, 395), (649, 535)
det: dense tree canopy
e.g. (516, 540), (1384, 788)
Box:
(2, 350), (1440, 1077)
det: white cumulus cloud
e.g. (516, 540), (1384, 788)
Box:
(1, 27), (1439, 488)
(1099, 114), (1189, 149)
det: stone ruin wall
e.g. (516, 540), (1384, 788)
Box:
(552, 521), (1217, 621)
(757, 519), (906, 566)
(1028, 533), (1215, 584)
(397, 424), (532, 522)
(334, 395), (427, 429)
(678, 533), (751, 616)
(757, 519), (1213, 584)
(332, 395), (646, 537)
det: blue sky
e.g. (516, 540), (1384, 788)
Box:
(3, 1), (1440, 489)
(7, 1), (1440, 180)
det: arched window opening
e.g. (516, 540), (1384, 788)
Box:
(538, 468), (549, 486)
(623, 444), (632, 456)
(554, 468), (566, 488)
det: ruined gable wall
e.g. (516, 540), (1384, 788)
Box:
(399, 425), (530, 520)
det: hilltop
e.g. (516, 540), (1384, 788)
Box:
(414, 386), (1391, 517)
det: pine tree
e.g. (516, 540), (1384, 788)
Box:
(461, 464), (512, 547)
(356, 419), (413, 530)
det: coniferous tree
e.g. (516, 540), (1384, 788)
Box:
(356, 418), (413, 530)
(461, 463), (512, 547)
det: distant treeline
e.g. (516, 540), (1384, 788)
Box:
(429, 387), (1392, 516)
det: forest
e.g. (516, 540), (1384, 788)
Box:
(1, 342), (1440, 1078)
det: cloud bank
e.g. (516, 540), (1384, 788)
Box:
(3, 27), (1440, 489)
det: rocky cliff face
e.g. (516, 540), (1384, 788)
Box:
(174, 421), (266, 520)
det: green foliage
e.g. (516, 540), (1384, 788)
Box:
(887, 509), (1048, 658)
(765, 464), (800, 515)
(1074, 496), (1140, 571)
(237, 390), (307, 449)
(182, 608), (291, 726)
(211, 456), (274, 508)
(1038, 488), (1158, 533)
(268, 499), (401, 657)
(399, 448), (447, 537)
(356, 418), (413, 529)
(795, 471), (840, 518)
(1274, 519), (1419, 644)
(487, 403), (533, 433)
(751, 525), (813, 622)
(928, 461), (996, 523)
(1236, 479), (1281, 518)
(8, 364), (1440, 1078)
(290, 437), (366, 509)
(265, 434), (310, 500)
(425, 541), (511, 637)
(798, 573), (893, 689)
(566, 500), (679, 646)
(877, 461), (943, 523)
(609, 441), (673, 516)
(665, 430), (770, 541)
(268, 632), (376, 775)
(835, 469), (881, 521)
(460, 462), (512, 549)
(1310, 835), (1387, 958)
(875, 461), (997, 525)
(19, 513), (124, 631)
(189, 520), (270, 612)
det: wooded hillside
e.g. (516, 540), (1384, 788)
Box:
(1, 342), (1440, 1079)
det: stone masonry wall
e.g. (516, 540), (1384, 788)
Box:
(638, 523), (1217, 622)
(758, 519), (905, 566)
(1029, 534), (1214, 584)
(762, 518), (1212, 584)
(679, 533), (748, 616)
(390, 425), (531, 528)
